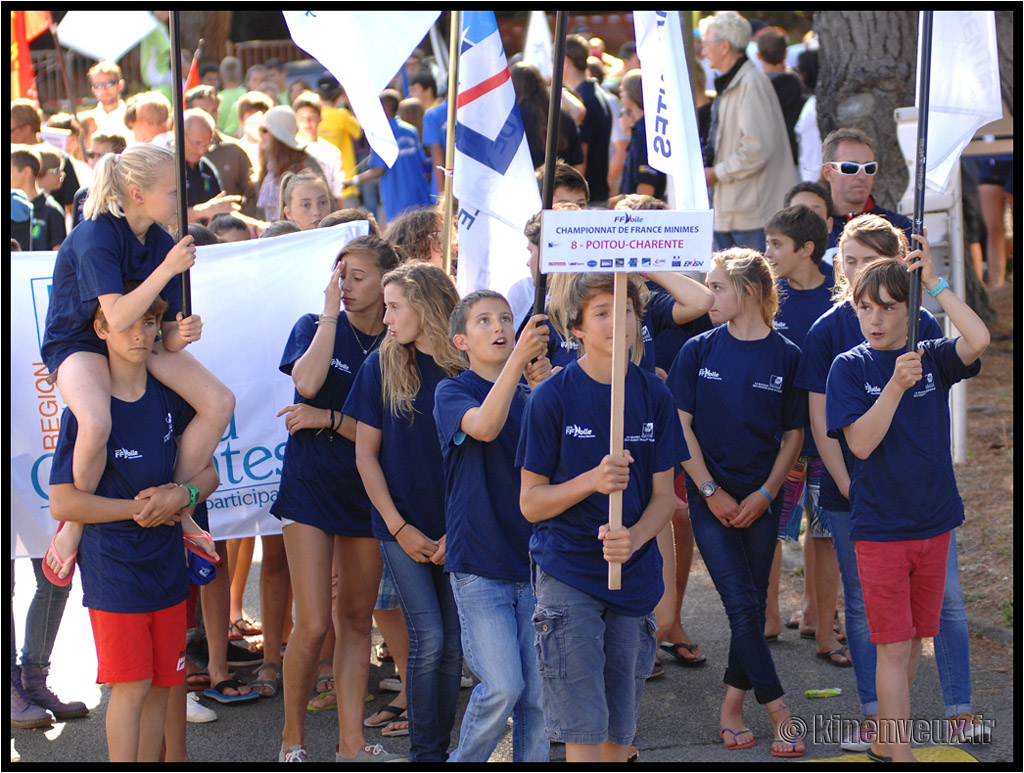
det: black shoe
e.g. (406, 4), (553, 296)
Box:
(226, 641), (263, 667)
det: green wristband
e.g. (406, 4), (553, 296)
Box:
(180, 483), (200, 509)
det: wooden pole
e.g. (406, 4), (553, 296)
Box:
(442, 11), (462, 277)
(608, 273), (629, 590)
(907, 10), (934, 352)
(532, 11), (569, 316)
(46, 21), (89, 165)
(168, 10), (192, 318)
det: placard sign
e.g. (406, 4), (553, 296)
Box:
(540, 208), (714, 273)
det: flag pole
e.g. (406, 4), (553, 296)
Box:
(907, 10), (934, 352)
(442, 11), (462, 277)
(46, 19), (90, 165)
(532, 11), (568, 317)
(168, 10), (192, 318)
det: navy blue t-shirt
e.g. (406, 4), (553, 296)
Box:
(41, 213), (183, 372)
(653, 312), (713, 374)
(621, 119), (666, 200)
(826, 338), (979, 542)
(49, 378), (192, 613)
(516, 361), (687, 616)
(795, 301), (942, 511)
(776, 275), (835, 456)
(667, 325), (807, 501)
(342, 349), (449, 541)
(574, 79), (613, 202)
(270, 312), (378, 537)
(434, 370), (533, 582)
(369, 117), (431, 222)
(828, 198), (913, 250)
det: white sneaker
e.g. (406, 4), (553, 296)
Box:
(279, 744), (311, 762)
(186, 692), (218, 723)
(336, 743), (407, 763)
(378, 676), (402, 692)
(460, 674), (473, 688)
(840, 723), (875, 752)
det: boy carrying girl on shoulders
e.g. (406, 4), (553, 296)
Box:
(48, 287), (220, 762)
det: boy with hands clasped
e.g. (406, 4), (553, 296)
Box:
(825, 231), (990, 762)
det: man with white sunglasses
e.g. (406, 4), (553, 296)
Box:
(820, 127), (912, 249)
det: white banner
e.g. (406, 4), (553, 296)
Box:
(284, 10), (440, 168)
(454, 11), (539, 298)
(9, 223), (367, 559)
(633, 10), (710, 211)
(918, 11), (1002, 193)
(521, 11), (554, 82)
(540, 209), (714, 273)
(56, 10), (159, 63)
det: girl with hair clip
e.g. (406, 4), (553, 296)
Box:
(795, 215), (978, 752)
(667, 248), (807, 758)
(343, 262), (465, 762)
(280, 170), (333, 231)
(41, 144), (234, 587)
(271, 236), (404, 763)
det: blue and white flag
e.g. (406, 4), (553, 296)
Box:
(284, 10), (440, 168)
(633, 11), (710, 211)
(919, 11), (1002, 193)
(454, 11), (540, 297)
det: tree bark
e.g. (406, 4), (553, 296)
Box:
(814, 11), (917, 210)
(180, 11), (233, 64)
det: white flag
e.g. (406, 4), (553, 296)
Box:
(521, 11), (553, 82)
(454, 11), (540, 297)
(919, 11), (1002, 193)
(56, 10), (159, 63)
(633, 11), (710, 210)
(9, 223), (368, 558)
(284, 11), (440, 168)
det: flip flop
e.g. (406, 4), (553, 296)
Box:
(308, 690), (337, 712)
(719, 727), (755, 750)
(867, 748), (893, 762)
(230, 617), (262, 637)
(816, 645), (853, 667)
(42, 522), (77, 587)
(315, 658), (335, 693)
(801, 629), (846, 642)
(659, 641), (706, 667)
(185, 669), (211, 691)
(203, 679), (259, 704)
(771, 738), (806, 758)
(381, 719), (410, 737)
(364, 704), (406, 728)
(764, 634), (780, 644)
(183, 529), (221, 565)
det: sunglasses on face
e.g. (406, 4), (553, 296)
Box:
(827, 161), (878, 176)
(91, 79), (119, 90)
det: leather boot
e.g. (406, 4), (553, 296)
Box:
(10, 669), (53, 729)
(19, 665), (89, 720)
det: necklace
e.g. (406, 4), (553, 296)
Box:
(345, 313), (385, 356)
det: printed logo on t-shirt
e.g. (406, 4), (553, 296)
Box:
(752, 375), (784, 394)
(625, 421), (656, 443)
(776, 320), (789, 331)
(565, 424), (596, 439)
(114, 447), (142, 460)
(699, 367), (722, 381)
(642, 324), (652, 343)
(864, 381), (882, 396)
(163, 412), (174, 443)
(331, 358), (352, 374)
(560, 339), (579, 352)
(912, 372), (936, 399)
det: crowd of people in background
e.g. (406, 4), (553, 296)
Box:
(10, 9), (1008, 766)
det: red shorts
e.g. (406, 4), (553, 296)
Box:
(185, 584), (200, 630)
(855, 532), (951, 644)
(89, 601), (187, 687)
(673, 469), (689, 510)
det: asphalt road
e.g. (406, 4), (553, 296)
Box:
(10, 542), (1015, 765)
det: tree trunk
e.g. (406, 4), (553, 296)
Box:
(180, 11), (233, 64)
(814, 11), (917, 210)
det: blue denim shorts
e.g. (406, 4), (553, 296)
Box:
(531, 567), (656, 746)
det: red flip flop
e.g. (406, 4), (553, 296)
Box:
(42, 522), (77, 588)
(183, 529), (221, 565)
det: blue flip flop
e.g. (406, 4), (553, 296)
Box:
(203, 679), (259, 704)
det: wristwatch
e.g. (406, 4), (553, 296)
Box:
(700, 480), (720, 498)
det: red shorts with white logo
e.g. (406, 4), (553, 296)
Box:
(89, 600), (187, 686)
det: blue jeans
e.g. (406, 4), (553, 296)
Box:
(448, 574), (548, 763)
(379, 540), (462, 762)
(10, 559), (73, 672)
(688, 489), (784, 704)
(713, 229), (767, 253)
(826, 511), (972, 717)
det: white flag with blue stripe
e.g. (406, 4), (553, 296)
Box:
(454, 11), (540, 297)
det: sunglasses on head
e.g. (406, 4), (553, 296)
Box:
(827, 161), (878, 176)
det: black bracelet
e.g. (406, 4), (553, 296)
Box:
(393, 522), (408, 538)
(333, 410), (342, 432)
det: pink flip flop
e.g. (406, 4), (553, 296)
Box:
(183, 529), (221, 565)
(42, 522), (77, 587)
